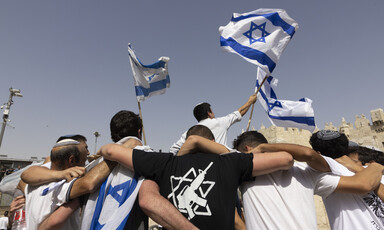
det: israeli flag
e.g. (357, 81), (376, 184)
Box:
(128, 44), (170, 102)
(81, 162), (144, 230)
(219, 9), (298, 75)
(256, 68), (316, 132)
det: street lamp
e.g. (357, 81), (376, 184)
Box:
(0, 88), (23, 149)
(93, 131), (100, 154)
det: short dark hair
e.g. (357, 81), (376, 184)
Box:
(186, 125), (215, 140)
(233, 131), (268, 152)
(193, 103), (211, 122)
(56, 134), (87, 143)
(110, 110), (143, 142)
(309, 130), (348, 159)
(51, 145), (81, 169)
(349, 146), (384, 165)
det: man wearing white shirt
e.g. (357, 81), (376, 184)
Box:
(310, 130), (384, 230)
(170, 93), (257, 154)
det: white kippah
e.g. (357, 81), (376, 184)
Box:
(53, 139), (80, 147)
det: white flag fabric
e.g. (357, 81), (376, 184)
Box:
(256, 68), (316, 132)
(81, 138), (152, 230)
(219, 9), (298, 75)
(127, 44), (170, 102)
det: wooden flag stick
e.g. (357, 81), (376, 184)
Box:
(137, 101), (147, 145)
(246, 74), (269, 131)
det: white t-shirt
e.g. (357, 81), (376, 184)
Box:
(0, 216), (8, 230)
(322, 156), (384, 230)
(169, 110), (242, 154)
(25, 165), (80, 230)
(241, 161), (339, 230)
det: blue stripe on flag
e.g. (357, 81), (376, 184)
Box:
(135, 74), (170, 97)
(90, 178), (108, 229)
(231, 12), (296, 38)
(269, 114), (315, 126)
(220, 36), (276, 73)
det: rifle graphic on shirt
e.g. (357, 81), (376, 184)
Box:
(176, 162), (213, 219)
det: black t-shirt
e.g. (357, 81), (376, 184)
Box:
(133, 150), (254, 230)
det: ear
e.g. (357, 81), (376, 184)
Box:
(138, 129), (142, 140)
(68, 155), (75, 167)
(245, 145), (253, 153)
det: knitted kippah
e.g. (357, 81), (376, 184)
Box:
(316, 130), (340, 140)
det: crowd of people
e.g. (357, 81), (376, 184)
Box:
(1, 93), (384, 230)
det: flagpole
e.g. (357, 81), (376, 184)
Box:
(137, 101), (147, 145)
(246, 74), (269, 131)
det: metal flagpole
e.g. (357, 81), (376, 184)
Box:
(137, 101), (147, 145)
(246, 74), (269, 131)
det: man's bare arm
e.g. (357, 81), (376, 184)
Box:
(98, 144), (134, 171)
(336, 155), (384, 200)
(139, 180), (198, 230)
(253, 143), (330, 172)
(21, 166), (85, 186)
(238, 93), (257, 116)
(178, 135), (229, 156)
(38, 198), (80, 230)
(335, 162), (384, 194)
(69, 160), (116, 199)
(252, 151), (293, 176)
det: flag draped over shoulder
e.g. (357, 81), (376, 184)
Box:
(256, 68), (316, 132)
(127, 44), (170, 102)
(219, 9), (298, 75)
(81, 139), (152, 230)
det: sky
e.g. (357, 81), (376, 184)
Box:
(0, 0), (383, 160)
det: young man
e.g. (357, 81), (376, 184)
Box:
(97, 128), (293, 229)
(310, 130), (384, 229)
(169, 93), (257, 154)
(81, 110), (197, 230)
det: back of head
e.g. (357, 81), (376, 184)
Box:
(186, 125), (215, 140)
(351, 146), (384, 165)
(309, 130), (348, 159)
(193, 103), (211, 122)
(110, 110), (143, 142)
(233, 131), (268, 152)
(50, 139), (82, 169)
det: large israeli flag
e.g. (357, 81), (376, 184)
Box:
(219, 9), (298, 75)
(127, 44), (170, 102)
(256, 68), (316, 132)
(81, 138), (151, 230)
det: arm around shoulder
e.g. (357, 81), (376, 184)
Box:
(252, 151), (293, 176)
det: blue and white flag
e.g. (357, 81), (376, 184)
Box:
(127, 44), (170, 102)
(256, 68), (316, 132)
(219, 9), (298, 75)
(81, 138), (152, 230)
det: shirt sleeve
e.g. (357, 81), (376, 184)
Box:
(216, 110), (242, 129)
(169, 131), (187, 155)
(133, 149), (173, 181)
(223, 152), (254, 184)
(313, 171), (340, 198)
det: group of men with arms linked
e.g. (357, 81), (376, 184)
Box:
(7, 93), (384, 230)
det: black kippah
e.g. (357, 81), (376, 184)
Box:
(317, 130), (340, 140)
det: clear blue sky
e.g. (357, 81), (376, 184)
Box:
(1, 0), (383, 159)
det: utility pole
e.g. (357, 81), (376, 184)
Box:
(0, 88), (23, 149)
(93, 131), (100, 154)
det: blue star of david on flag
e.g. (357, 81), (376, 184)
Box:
(243, 22), (270, 44)
(219, 9), (299, 75)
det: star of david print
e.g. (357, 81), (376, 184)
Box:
(167, 162), (215, 220)
(243, 21), (270, 45)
